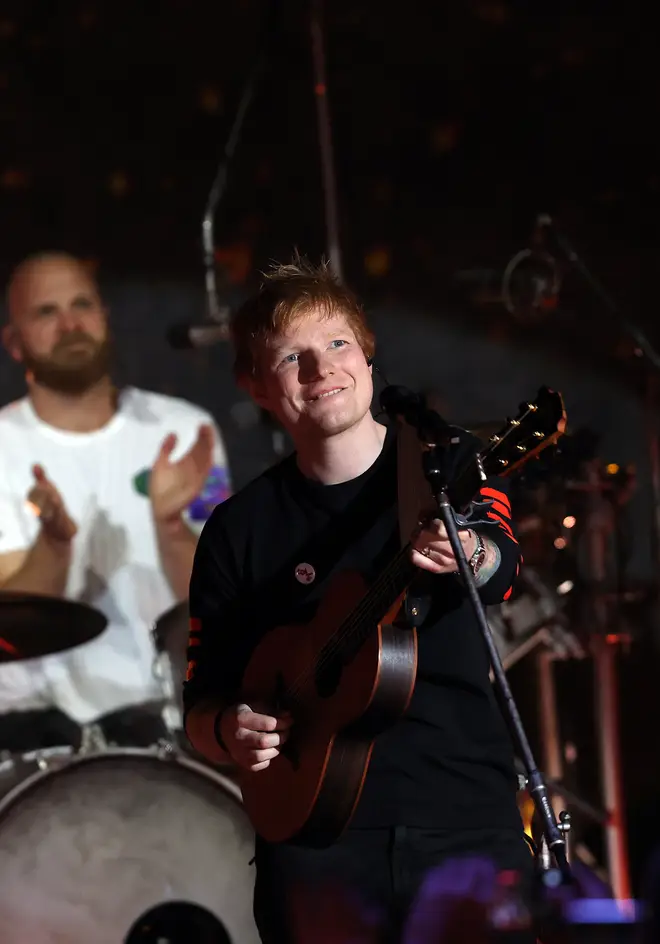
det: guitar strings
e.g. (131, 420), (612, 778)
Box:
(284, 544), (412, 703)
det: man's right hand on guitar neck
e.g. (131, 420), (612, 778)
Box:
(218, 703), (292, 772)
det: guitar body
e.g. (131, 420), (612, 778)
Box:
(239, 569), (418, 847)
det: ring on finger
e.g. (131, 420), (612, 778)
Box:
(421, 546), (433, 558)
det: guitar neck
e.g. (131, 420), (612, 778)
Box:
(332, 544), (418, 658)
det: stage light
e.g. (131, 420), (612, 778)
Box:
(562, 516), (576, 529)
(554, 537), (567, 550)
(557, 580), (574, 595)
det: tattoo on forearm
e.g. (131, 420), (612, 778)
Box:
(474, 538), (501, 587)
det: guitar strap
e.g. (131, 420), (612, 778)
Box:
(395, 417), (434, 547)
(395, 418), (436, 627)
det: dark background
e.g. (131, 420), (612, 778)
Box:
(1, 0), (658, 896)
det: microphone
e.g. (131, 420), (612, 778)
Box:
(166, 318), (230, 350)
(379, 385), (452, 441)
(501, 214), (561, 320)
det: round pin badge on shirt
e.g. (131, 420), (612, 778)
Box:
(294, 563), (316, 585)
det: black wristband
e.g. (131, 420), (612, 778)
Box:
(213, 708), (228, 752)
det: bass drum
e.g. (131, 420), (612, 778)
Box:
(0, 748), (259, 944)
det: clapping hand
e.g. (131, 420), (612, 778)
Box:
(27, 465), (77, 543)
(149, 424), (215, 523)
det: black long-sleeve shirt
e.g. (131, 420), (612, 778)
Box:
(184, 424), (523, 831)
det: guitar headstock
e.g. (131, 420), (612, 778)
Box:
(481, 386), (567, 478)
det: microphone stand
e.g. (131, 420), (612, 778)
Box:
(201, 0), (280, 329)
(309, 0), (343, 283)
(388, 399), (572, 883)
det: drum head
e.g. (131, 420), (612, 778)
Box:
(0, 749), (259, 944)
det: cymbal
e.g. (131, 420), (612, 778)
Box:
(0, 592), (107, 663)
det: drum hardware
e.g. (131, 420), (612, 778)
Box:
(152, 602), (190, 738)
(79, 722), (108, 756)
(0, 592), (107, 662)
(21, 745), (75, 772)
(155, 737), (177, 758)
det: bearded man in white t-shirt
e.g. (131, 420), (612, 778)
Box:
(0, 252), (231, 751)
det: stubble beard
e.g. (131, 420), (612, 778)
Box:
(22, 334), (114, 396)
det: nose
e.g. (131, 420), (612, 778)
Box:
(58, 307), (84, 333)
(299, 349), (332, 381)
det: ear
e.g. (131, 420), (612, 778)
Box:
(248, 375), (272, 412)
(1, 324), (22, 364)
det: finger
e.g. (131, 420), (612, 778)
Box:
(32, 464), (47, 483)
(247, 746), (280, 764)
(421, 518), (447, 539)
(248, 759), (271, 772)
(235, 727), (277, 747)
(192, 425), (215, 466)
(155, 432), (177, 462)
(415, 522), (450, 543)
(254, 731), (287, 750)
(197, 423), (214, 446)
(412, 534), (451, 559)
(236, 709), (280, 733)
(410, 548), (447, 574)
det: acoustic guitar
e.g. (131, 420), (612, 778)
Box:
(239, 387), (567, 846)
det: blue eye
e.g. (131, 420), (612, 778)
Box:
(282, 353), (298, 364)
(330, 339), (347, 348)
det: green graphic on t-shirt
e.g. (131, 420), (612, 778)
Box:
(133, 469), (150, 496)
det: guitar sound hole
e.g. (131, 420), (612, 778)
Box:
(314, 653), (343, 698)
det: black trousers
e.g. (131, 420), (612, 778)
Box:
(254, 824), (536, 944)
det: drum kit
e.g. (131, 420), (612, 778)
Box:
(0, 592), (261, 944)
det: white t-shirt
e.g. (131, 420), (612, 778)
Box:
(0, 387), (231, 723)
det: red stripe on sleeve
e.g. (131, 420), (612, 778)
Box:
(481, 487), (511, 513)
(503, 586), (514, 601)
(489, 499), (510, 518)
(487, 511), (518, 542)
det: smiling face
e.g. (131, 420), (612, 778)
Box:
(250, 308), (374, 443)
(3, 254), (112, 394)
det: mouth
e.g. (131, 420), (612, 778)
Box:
(306, 387), (345, 402)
